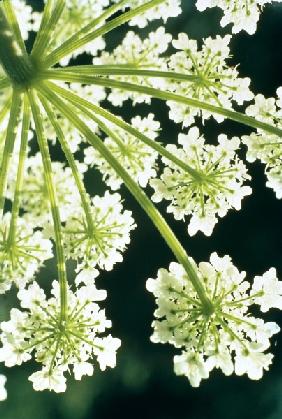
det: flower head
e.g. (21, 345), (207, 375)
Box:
(0, 213), (53, 294)
(167, 34), (253, 126)
(63, 191), (136, 273)
(242, 89), (282, 199)
(0, 280), (121, 392)
(146, 253), (281, 386)
(196, 0), (277, 35)
(150, 127), (251, 236)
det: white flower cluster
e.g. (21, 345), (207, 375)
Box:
(151, 127), (251, 236)
(167, 34), (253, 126)
(242, 89), (282, 198)
(63, 191), (136, 273)
(196, 0), (282, 35)
(0, 213), (53, 294)
(84, 114), (160, 190)
(93, 27), (172, 105)
(146, 253), (282, 386)
(0, 280), (121, 392)
(112, 0), (182, 28)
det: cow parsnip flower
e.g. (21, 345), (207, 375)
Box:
(167, 33), (253, 126)
(84, 113), (160, 190)
(196, 0), (282, 35)
(242, 90), (282, 199)
(150, 127), (252, 236)
(146, 253), (281, 386)
(63, 191), (136, 273)
(0, 280), (120, 392)
(0, 212), (53, 294)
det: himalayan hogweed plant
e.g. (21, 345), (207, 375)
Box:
(0, 0), (281, 397)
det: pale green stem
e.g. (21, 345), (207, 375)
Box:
(0, 90), (22, 216)
(45, 70), (282, 138)
(31, 0), (66, 62)
(30, 0), (54, 57)
(53, 65), (201, 83)
(2, 0), (27, 56)
(0, 96), (12, 123)
(0, 78), (10, 90)
(39, 94), (95, 234)
(43, 0), (166, 68)
(40, 81), (203, 181)
(0, 7), (34, 85)
(7, 94), (30, 246)
(38, 82), (213, 313)
(27, 89), (68, 322)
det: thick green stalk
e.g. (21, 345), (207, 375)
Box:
(0, 6), (34, 85)
(41, 81), (204, 181)
(0, 96), (12, 123)
(7, 94), (30, 246)
(0, 90), (22, 215)
(52, 66), (201, 83)
(31, 0), (65, 62)
(27, 89), (68, 321)
(0, 78), (10, 90)
(2, 0), (27, 56)
(38, 82), (213, 313)
(30, 0), (54, 56)
(45, 71), (282, 138)
(39, 95), (95, 234)
(43, 0), (166, 68)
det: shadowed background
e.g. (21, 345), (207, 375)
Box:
(0, 1), (282, 418)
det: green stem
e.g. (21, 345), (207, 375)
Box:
(39, 95), (95, 234)
(53, 66), (201, 83)
(0, 6), (34, 86)
(38, 82), (213, 313)
(27, 89), (68, 322)
(43, 0), (166, 68)
(2, 0), (27, 56)
(7, 94), (30, 246)
(31, 0), (65, 62)
(40, 81), (203, 181)
(0, 90), (22, 216)
(44, 70), (282, 138)
(0, 96), (12, 124)
(0, 78), (10, 90)
(30, 0), (54, 57)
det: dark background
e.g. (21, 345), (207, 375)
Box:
(0, 1), (282, 418)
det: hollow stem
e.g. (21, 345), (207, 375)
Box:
(0, 6), (34, 86)
(38, 82), (214, 313)
(41, 81), (203, 181)
(27, 89), (68, 322)
(44, 71), (282, 138)
(31, 0), (65, 62)
(7, 94), (30, 246)
(39, 95), (95, 235)
(52, 65), (201, 83)
(0, 90), (22, 216)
